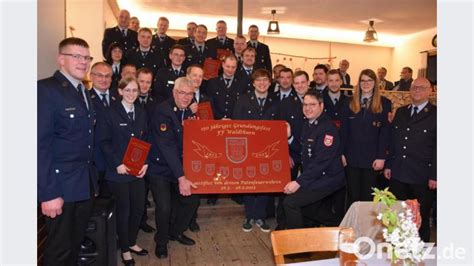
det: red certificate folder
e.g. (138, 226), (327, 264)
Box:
(122, 137), (151, 176)
(202, 58), (220, 80)
(196, 102), (214, 120)
(216, 48), (232, 61)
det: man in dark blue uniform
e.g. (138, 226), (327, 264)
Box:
(207, 55), (248, 120)
(101, 9), (138, 58)
(323, 69), (349, 130)
(125, 27), (164, 78)
(185, 24), (217, 67)
(247, 25), (272, 71)
(89, 62), (119, 198)
(233, 35), (247, 67)
(206, 20), (234, 56)
(152, 44), (187, 102)
(283, 90), (345, 229)
(38, 37), (97, 265)
(177, 22), (197, 46)
(384, 77), (436, 242)
(135, 67), (159, 234)
(309, 64), (329, 92)
(233, 69), (278, 233)
(274, 70), (309, 230)
(147, 77), (200, 259)
(151, 17), (177, 67)
(235, 47), (257, 94)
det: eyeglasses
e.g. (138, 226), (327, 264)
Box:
(61, 53), (94, 62)
(176, 90), (195, 97)
(360, 79), (375, 84)
(91, 72), (112, 79)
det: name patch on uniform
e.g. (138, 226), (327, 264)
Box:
(323, 134), (334, 147)
(65, 107), (76, 111)
(120, 123), (128, 126)
(167, 80), (175, 85)
(160, 123), (167, 131)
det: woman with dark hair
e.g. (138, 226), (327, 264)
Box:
(105, 42), (125, 90)
(341, 69), (391, 208)
(98, 77), (149, 265)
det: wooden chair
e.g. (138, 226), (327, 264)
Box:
(270, 227), (353, 264)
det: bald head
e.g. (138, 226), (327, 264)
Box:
(410, 77), (432, 105)
(118, 10), (130, 28)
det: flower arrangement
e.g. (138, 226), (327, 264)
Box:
(372, 187), (425, 265)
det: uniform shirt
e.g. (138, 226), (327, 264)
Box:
(151, 34), (177, 67)
(289, 113), (345, 191)
(387, 102), (436, 184)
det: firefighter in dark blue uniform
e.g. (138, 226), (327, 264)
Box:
(283, 90), (345, 229)
(247, 25), (272, 72)
(38, 37), (97, 266)
(235, 47), (257, 94)
(177, 22), (197, 47)
(147, 77), (200, 259)
(101, 9), (138, 58)
(384, 77), (436, 242)
(124, 28), (164, 78)
(206, 20), (235, 56)
(185, 24), (217, 67)
(134, 67), (158, 234)
(341, 69), (391, 208)
(233, 69), (278, 233)
(207, 55), (248, 119)
(89, 62), (119, 198)
(274, 70), (309, 230)
(97, 77), (149, 264)
(152, 44), (187, 102)
(151, 17), (177, 67)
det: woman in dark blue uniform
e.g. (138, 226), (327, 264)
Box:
(105, 42), (125, 90)
(98, 76), (149, 265)
(341, 69), (391, 208)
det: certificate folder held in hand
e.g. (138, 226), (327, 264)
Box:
(196, 102), (214, 120)
(122, 137), (151, 176)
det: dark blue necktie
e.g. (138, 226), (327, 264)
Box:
(127, 111), (134, 121)
(100, 93), (108, 107)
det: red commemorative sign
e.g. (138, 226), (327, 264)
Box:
(183, 120), (291, 194)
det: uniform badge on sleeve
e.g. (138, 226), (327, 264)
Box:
(160, 123), (167, 131)
(323, 134), (334, 147)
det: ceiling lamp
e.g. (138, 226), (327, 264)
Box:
(363, 20), (378, 42)
(267, 10), (280, 34)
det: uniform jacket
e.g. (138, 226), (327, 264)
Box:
(185, 43), (217, 66)
(98, 101), (148, 182)
(206, 36), (235, 55)
(206, 75), (249, 119)
(322, 90), (349, 130)
(90, 89), (119, 171)
(147, 98), (195, 182)
(338, 70), (352, 88)
(37, 71), (97, 202)
(277, 92), (305, 164)
(341, 96), (392, 168)
(135, 94), (159, 123)
(247, 41), (272, 71)
(151, 34), (176, 67)
(124, 47), (164, 76)
(232, 91), (278, 120)
(290, 113), (345, 191)
(177, 37), (194, 47)
(102, 26), (138, 58)
(151, 66), (186, 102)
(386, 103), (436, 184)
(235, 65), (255, 94)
